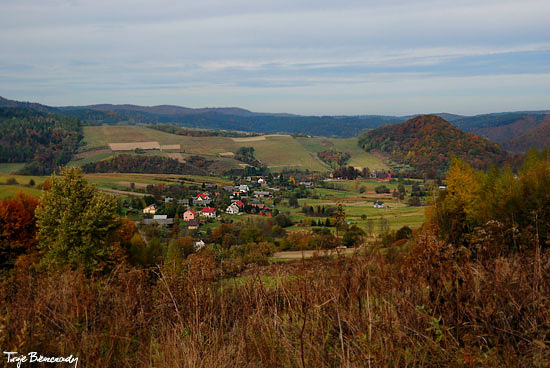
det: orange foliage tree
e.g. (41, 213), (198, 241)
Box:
(0, 191), (40, 270)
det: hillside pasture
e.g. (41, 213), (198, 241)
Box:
(81, 126), (391, 172)
(296, 137), (389, 170)
(245, 135), (328, 171)
(0, 173), (48, 199)
(109, 141), (161, 150)
(0, 163), (25, 174)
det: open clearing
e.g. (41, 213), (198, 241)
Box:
(160, 144), (181, 150)
(231, 134), (288, 142)
(0, 163), (26, 174)
(115, 181), (149, 188)
(81, 126), (390, 172)
(109, 141), (161, 150)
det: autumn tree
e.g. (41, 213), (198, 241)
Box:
(36, 167), (121, 273)
(0, 191), (40, 271)
(432, 158), (484, 246)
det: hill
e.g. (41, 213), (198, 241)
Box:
(2, 96), (549, 141)
(358, 115), (508, 176)
(502, 116), (550, 153)
(0, 107), (83, 175)
(0, 96), (403, 138)
(453, 112), (550, 143)
(76, 125), (388, 173)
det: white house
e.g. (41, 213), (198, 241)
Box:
(238, 184), (250, 193)
(194, 240), (205, 250)
(201, 207), (217, 218)
(373, 201), (386, 208)
(226, 203), (240, 214)
(143, 204), (157, 215)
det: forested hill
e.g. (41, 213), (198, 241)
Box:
(0, 107), (83, 175)
(502, 116), (550, 153)
(60, 109), (403, 138)
(1, 96), (549, 141)
(0, 96), (403, 137)
(358, 115), (509, 177)
(453, 112), (550, 143)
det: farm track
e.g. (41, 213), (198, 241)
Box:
(272, 247), (359, 259)
(98, 188), (147, 197)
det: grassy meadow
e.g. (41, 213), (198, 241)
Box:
(79, 125), (387, 172)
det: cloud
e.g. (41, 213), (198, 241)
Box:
(0, 0), (549, 114)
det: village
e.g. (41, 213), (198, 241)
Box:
(122, 169), (428, 254)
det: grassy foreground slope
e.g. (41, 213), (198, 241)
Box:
(80, 126), (388, 172)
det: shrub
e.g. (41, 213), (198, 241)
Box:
(375, 185), (390, 194)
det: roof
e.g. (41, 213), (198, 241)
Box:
(142, 218), (174, 225)
(234, 200), (244, 207)
(201, 207), (216, 213)
(184, 209), (197, 215)
(195, 193), (210, 199)
(153, 215), (167, 219)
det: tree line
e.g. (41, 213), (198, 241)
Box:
(82, 154), (207, 175)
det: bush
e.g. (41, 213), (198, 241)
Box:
(408, 196), (421, 206)
(375, 185), (390, 194)
(288, 196), (299, 208)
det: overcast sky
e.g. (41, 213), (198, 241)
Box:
(1, 0), (549, 115)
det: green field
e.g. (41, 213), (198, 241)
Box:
(0, 174), (47, 199)
(296, 137), (389, 170)
(80, 126), (388, 172)
(0, 163), (26, 174)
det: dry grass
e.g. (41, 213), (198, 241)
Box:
(231, 134), (288, 142)
(109, 141), (161, 150)
(1, 232), (549, 367)
(166, 152), (185, 162)
(161, 144), (181, 150)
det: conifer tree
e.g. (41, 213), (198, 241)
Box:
(36, 166), (120, 273)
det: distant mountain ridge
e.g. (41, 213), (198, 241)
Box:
(0, 96), (404, 137)
(502, 116), (550, 153)
(1, 96), (549, 144)
(358, 115), (509, 176)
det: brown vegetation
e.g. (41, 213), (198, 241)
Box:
(1, 236), (548, 367)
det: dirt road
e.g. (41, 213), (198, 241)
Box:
(272, 247), (360, 259)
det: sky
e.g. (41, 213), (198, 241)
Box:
(1, 0), (549, 116)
